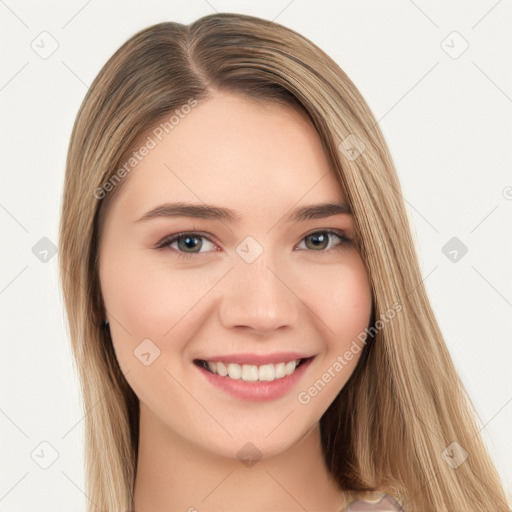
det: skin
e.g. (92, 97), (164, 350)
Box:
(99, 91), (373, 511)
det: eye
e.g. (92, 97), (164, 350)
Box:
(156, 229), (351, 259)
(296, 230), (351, 252)
(156, 231), (217, 258)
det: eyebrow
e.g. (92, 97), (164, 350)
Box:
(135, 201), (352, 224)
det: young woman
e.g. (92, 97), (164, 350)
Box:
(58, 12), (510, 512)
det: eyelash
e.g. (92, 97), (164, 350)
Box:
(155, 230), (352, 259)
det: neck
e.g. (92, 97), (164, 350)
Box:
(132, 401), (346, 511)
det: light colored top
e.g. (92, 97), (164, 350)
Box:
(340, 493), (405, 511)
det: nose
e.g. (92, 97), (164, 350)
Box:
(218, 254), (301, 336)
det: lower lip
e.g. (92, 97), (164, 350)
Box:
(195, 358), (314, 402)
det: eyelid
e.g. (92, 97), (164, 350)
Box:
(295, 229), (351, 251)
(154, 230), (218, 251)
(155, 228), (352, 259)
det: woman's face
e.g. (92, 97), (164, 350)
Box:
(98, 91), (372, 459)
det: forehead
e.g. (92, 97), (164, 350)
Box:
(109, 92), (345, 223)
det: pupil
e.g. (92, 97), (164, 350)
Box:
(179, 236), (200, 252)
(307, 233), (327, 250)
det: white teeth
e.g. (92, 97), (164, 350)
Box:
(258, 363), (274, 381)
(274, 362), (286, 379)
(216, 361), (228, 377)
(242, 364), (259, 381)
(227, 363), (242, 379)
(202, 359), (302, 382)
(285, 360), (296, 375)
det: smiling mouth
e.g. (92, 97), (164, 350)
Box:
(194, 357), (312, 382)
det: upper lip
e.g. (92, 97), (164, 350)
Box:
(194, 352), (313, 365)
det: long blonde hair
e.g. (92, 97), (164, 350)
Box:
(58, 12), (510, 511)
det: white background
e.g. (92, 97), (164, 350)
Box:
(1, 1), (511, 510)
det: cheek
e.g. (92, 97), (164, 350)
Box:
(102, 247), (372, 345)
(99, 250), (227, 361)
(296, 254), (372, 340)
(99, 253), (216, 406)
(293, 254), (372, 404)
